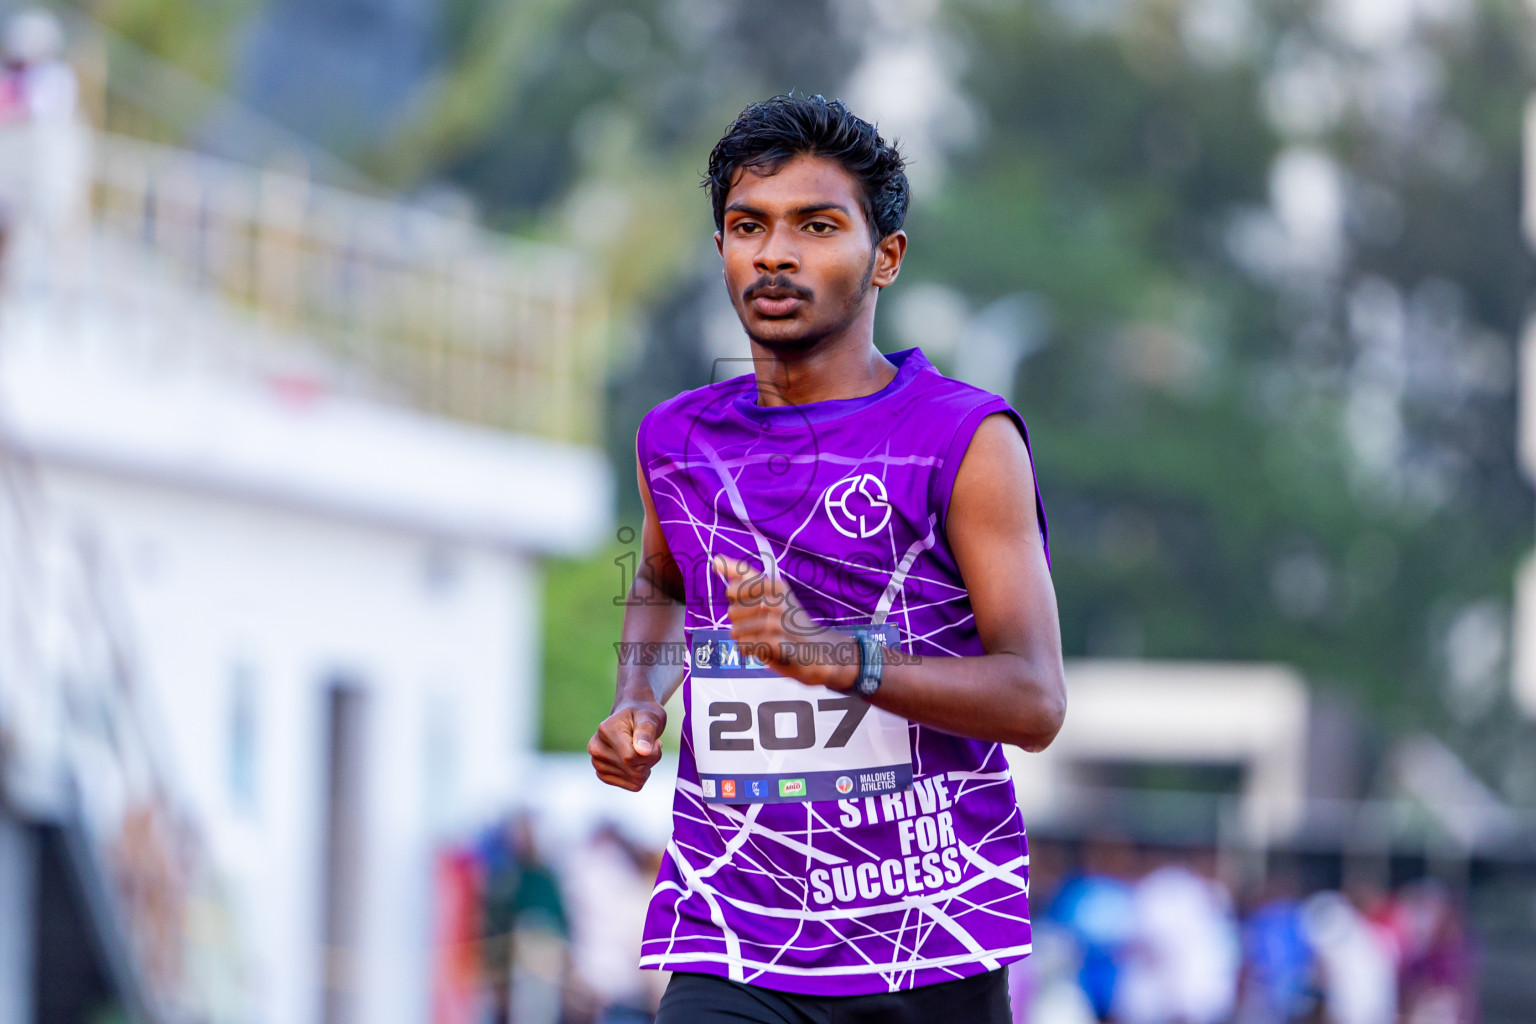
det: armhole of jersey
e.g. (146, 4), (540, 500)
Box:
(636, 409), (665, 568)
(930, 398), (1051, 567)
(636, 409), (656, 503)
(636, 408), (696, 609)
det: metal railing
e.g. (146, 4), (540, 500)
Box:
(81, 132), (606, 444)
(4, 7), (610, 445)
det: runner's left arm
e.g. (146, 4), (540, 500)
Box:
(714, 412), (1066, 752)
(589, 444), (689, 792)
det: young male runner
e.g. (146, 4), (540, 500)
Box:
(588, 94), (1067, 1024)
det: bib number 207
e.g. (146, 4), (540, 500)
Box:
(689, 624), (910, 804)
(708, 697), (869, 752)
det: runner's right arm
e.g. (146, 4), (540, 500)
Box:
(588, 439), (688, 792)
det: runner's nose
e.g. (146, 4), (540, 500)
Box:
(753, 223), (799, 276)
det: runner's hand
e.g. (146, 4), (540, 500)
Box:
(589, 701), (667, 791)
(712, 554), (857, 691)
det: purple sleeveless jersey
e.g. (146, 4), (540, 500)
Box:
(634, 346), (1048, 995)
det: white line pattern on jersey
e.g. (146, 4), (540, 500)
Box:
(640, 419), (1032, 992)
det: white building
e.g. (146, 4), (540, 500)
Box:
(0, 81), (612, 1024)
(1007, 659), (1310, 845)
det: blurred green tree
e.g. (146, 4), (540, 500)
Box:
(88, 0), (1536, 792)
(531, 0), (1536, 796)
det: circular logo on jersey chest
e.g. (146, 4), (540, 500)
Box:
(823, 474), (892, 538)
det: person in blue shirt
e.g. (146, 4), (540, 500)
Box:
(1049, 836), (1140, 1020)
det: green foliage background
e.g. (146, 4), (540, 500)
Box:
(88, 0), (1536, 797)
(525, 0), (1536, 799)
(540, 539), (632, 753)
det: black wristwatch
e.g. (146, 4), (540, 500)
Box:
(852, 630), (884, 697)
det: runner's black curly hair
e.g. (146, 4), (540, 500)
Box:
(704, 94), (909, 244)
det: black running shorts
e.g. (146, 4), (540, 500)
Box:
(654, 967), (1011, 1024)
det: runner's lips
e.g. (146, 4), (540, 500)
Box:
(751, 294), (804, 317)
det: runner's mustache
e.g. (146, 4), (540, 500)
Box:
(743, 276), (814, 302)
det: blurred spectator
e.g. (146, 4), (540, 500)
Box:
(1048, 836), (1139, 1021)
(0, 6), (87, 253)
(1302, 890), (1397, 1024)
(561, 821), (665, 1024)
(1349, 878), (1408, 969)
(1395, 880), (1477, 1024)
(1236, 872), (1317, 1024)
(1015, 838), (1096, 1024)
(1018, 920), (1098, 1024)
(436, 819), (1490, 1024)
(1115, 849), (1241, 1024)
(0, 8), (77, 124)
(477, 813), (569, 1024)
(109, 801), (190, 1006)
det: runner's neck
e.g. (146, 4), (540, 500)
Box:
(747, 341), (898, 408)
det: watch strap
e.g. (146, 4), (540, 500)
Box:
(854, 630), (884, 697)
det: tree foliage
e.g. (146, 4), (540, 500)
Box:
(527, 1), (1536, 795)
(98, 0), (1536, 791)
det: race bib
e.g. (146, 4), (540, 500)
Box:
(689, 624), (913, 804)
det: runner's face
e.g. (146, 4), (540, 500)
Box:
(716, 154), (901, 351)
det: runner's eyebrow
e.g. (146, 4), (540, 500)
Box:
(723, 201), (769, 218)
(723, 202), (853, 219)
(791, 203), (852, 218)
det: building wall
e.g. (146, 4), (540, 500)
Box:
(33, 462), (542, 1024)
(1009, 659), (1310, 842)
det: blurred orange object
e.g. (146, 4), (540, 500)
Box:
(430, 848), (484, 1024)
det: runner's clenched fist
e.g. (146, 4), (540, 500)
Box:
(711, 554), (859, 692)
(588, 700), (666, 792)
